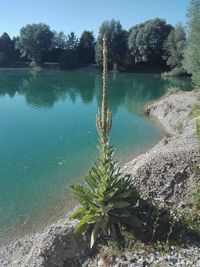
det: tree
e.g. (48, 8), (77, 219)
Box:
(184, 0), (200, 86)
(128, 18), (172, 65)
(59, 32), (79, 69)
(95, 19), (128, 70)
(16, 23), (53, 64)
(163, 23), (186, 69)
(66, 32), (79, 50)
(0, 33), (22, 63)
(78, 31), (95, 64)
(12, 37), (24, 61)
(52, 31), (67, 49)
(0, 33), (16, 61)
(44, 31), (67, 62)
(0, 33), (12, 55)
(0, 52), (8, 66)
(59, 49), (79, 69)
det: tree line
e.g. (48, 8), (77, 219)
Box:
(0, 0), (199, 86)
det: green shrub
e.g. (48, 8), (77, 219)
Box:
(161, 67), (188, 77)
(189, 102), (200, 119)
(192, 71), (200, 88)
(70, 36), (140, 248)
(69, 142), (140, 248)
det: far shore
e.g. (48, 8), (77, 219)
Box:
(0, 63), (170, 73)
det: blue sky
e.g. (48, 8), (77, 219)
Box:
(1, 0), (190, 38)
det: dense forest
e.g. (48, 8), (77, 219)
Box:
(0, 0), (199, 86)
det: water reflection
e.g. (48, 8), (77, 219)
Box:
(0, 69), (192, 113)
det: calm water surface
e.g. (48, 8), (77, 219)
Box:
(0, 69), (192, 243)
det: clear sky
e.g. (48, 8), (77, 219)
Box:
(0, 0), (190, 38)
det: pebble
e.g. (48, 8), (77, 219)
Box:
(125, 252), (136, 262)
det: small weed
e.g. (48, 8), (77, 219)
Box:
(98, 232), (143, 260)
(184, 209), (200, 233)
(189, 102), (200, 119)
(194, 184), (200, 209)
(175, 121), (184, 134)
(164, 209), (184, 250)
(151, 201), (165, 242)
(166, 87), (181, 95)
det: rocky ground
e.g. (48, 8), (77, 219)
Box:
(123, 90), (199, 208)
(0, 90), (199, 267)
(85, 245), (200, 267)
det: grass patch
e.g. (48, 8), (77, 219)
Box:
(194, 184), (200, 210)
(166, 87), (181, 95)
(190, 102), (200, 119)
(175, 121), (184, 134)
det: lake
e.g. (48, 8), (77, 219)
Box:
(0, 69), (192, 243)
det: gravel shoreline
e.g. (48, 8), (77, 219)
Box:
(123, 90), (199, 208)
(0, 90), (199, 267)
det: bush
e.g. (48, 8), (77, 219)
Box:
(192, 71), (200, 88)
(161, 67), (188, 77)
(70, 141), (141, 248)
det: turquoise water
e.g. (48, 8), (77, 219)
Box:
(0, 69), (192, 243)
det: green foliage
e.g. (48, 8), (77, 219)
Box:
(184, 0), (200, 87)
(161, 67), (188, 77)
(186, 211), (200, 233)
(0, 33), (22, 64)
(166, 87), (181, 95)
(70, 36), (140, 248)
(52, 31), (67, 49)
(163, 23), (186, 69)
(192, 71), (200, 88)
(0, 52), (8, 66)
(99, 232), (143, 259)
(165, 209), (184, 247)
(78, 31), (95, 64)
(16, 23), (54, 64)
(95, 19), (128, 70)
(128, 18), (172, 65)
(189, 102), (200, 119)
(66, 32), (79, 50)
(196, 120), (200, 141)
(194, 184), (200, 209)
(59, 49), (79, 69)
(59, 32), (79, 69)
(70, 142), (140, 248)
(0, 33), (13, 59)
